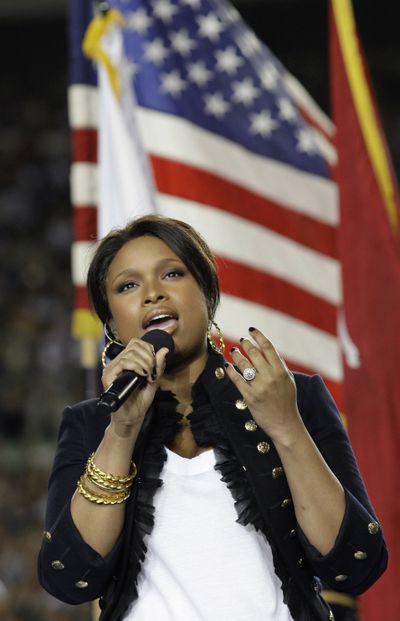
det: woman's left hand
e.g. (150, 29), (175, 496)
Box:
(225, 327), (303, 445)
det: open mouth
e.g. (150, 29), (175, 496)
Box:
(143, 313), (178, 333)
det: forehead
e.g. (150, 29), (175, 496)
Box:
(108, 236), (182, 275)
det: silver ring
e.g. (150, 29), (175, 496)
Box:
(243, 367), (256, 381)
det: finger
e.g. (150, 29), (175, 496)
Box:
(245, 327), (285, 368)
(230, 344), (268, 380)
(103, 349), (156, 386)
(224, 360), (250, 394)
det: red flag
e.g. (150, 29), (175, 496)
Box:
(330, 1), (400, 619)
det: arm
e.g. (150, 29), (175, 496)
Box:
(38, 341), (168, 604)
(227, 328), (345, 554)
(226, 328), (387, 593)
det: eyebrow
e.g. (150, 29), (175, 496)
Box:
(110, 257), (184, 284)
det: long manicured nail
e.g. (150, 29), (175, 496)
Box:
(230, 347), (239, 353)
(249, 327), (255, 332)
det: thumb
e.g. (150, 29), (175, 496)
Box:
(155, 347), (170, 379)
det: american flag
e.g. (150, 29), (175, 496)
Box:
(69, 0), (342, 405)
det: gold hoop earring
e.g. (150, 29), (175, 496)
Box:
(207, 320), (225, 355)
(102, 325), (124, 368)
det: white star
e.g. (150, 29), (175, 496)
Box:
(277, 97), (297, 122)
(170, 29), (197, 56)
(232, 78), (260, 106)
(259, 62), (280, 91)
(197, 13), (224, 42)
(296, 128), (318, 154)
(204, 92), (231, 118)
(153, 0), (179, 23)
(143, 38), (169, 65)
(126, 8), (152, 34)
(187, 60), (213, 87)
(249, 110), (279, 137)
(215, 46), (244, 75)
(160, 70), (187, 96)
(180, 0), (201, 9)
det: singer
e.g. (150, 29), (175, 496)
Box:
(38, 215), (387, 621)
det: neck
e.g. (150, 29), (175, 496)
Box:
(159, 347), (208, 406)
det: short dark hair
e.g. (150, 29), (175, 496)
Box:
(87, 214), (220, 324)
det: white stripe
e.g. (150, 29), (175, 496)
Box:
(157, 195), (342, 305)
(71, 240), (98, 286)
(68, 85), (99, 129)
(137, 108), (338, 226)
(71, 162), (98, 205)
(217, 293), (343, 382)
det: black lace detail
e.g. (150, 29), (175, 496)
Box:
(117, 393), (182, 617)
(116, 384), (313, 621)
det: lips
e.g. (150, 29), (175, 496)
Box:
(142, 308), (178, 333)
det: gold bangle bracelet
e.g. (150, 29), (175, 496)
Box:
(77, 476), (131, 505)
(87, 453), (137, 484)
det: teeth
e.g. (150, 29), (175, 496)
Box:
(148, 314), (172, 326)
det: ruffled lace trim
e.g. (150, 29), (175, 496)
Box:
(116, 386), (311, 621)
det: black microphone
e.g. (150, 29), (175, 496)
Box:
(97, 329), (175, 413)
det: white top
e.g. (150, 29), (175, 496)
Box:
(124, 447), (293, 621)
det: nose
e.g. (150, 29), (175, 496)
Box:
(142, 280), (167, 305)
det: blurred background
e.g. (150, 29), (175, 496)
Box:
(0, 0), (398, 619)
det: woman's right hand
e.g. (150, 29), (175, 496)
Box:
(101, 337), (169, 433)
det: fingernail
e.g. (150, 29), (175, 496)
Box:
(152, 367), (157, 380)
(239, 337), (244, 343)
(224, 362), (230, 368)
(142, 369), (148, 375)
(249, 327), (255, 332)
(230, 347), (238, 353)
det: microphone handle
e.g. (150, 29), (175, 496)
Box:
(97, 371), (146, 413)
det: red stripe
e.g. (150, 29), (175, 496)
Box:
(216, 256), (337, 335)
(72, 128), (98, 163)
(150, 155), (337, 258)
(223, 337), (342, 409)
(73, 205), (97, 241)
(75, 285), (90, 309)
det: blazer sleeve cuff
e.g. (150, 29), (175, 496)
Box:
(297, 488), (388, 594)
(38, 501), (123, 604)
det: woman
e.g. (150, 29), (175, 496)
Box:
(38, 215), (387, 621)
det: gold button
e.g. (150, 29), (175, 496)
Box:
(368, 521), (380, 535)
(272, 466), (283, 479)
(215, 367), (225, 380)
(42, 531), (52, 543)
(75, 580), (89, 589)
(354, 550), (367, 560)
(244, 420), (257, 432)
(235, 399), (247, 410)
(51, 560), (65, 571)
(334, 574), (348, 582)
(281, 498), (292, 509)
(257, 441), (270, 454)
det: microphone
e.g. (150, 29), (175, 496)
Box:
(97, 329), (175, 413)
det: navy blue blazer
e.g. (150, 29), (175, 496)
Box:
(38, 353), (387, 620)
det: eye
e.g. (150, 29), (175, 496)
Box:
(164, 269), (184, 279)
(117, 281), (138, 293)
